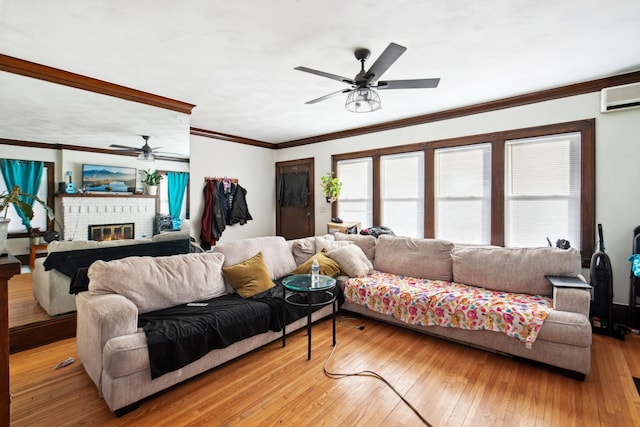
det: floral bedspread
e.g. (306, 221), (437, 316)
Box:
(344, 271), (553, 346)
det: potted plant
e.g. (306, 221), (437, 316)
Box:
(320, 172), (342, 203)
(0, 185), (55, 252)
(139, 169), (163, 196)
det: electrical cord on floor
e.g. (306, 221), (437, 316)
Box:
(323, 341), (434, 427)
(338, 315), (366, 330)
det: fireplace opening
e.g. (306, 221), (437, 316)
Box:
(88, 223), (135, 241)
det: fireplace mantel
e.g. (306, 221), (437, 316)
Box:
(55, 194), (156, 240)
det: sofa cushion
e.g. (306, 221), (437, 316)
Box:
(291, 252), (341, 277)
(373, 235), (454, 281)
(88, 252), (226, 313)
(290, 237), (316, 265)
(451, 246), (582, 296)
(314, 236), (352, 253)
(213, 236), (296, 281)
(334, 233), (376, 262)
(222, 252), (275, 298)
(326, 244), (373, 277)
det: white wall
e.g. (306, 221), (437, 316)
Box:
(276, 92), (640, 305)
(189, 135), (276, 243)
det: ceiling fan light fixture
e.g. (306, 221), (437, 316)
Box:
(345, 88), (381, 113)
(137, 151), (155, 161)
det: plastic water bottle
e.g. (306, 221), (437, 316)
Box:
(311, 258), (320, 287)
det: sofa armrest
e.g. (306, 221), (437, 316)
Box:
(76, 292), (139, 391)
(553, 286), (591, 317)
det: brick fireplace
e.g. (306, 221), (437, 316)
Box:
(56, 194), (155, 240)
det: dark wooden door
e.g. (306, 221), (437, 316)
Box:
(276, 158), (314, 239)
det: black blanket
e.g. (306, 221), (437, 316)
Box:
(42, 239), (191, 294)
(139, 284), (344, 379)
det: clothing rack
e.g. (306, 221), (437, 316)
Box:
(204, 176), (238, 183)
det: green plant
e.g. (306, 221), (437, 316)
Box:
(320, 172), (342, 200)
(139, 169), (164, 186)
(0, 185), (55, 221)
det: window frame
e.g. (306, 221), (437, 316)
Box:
(332, 119), (595, 266)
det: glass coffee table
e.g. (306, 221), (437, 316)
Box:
(281, 274), (337, 360)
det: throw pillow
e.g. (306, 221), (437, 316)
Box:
(291, 252), (341, 277)
(291, 237), (316, 265)
(314, 236), (352, 253)
(222, 251), (275, 298)
(326, 244), (373, 277)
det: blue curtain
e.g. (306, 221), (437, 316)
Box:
(0, 159), (44, 229)
(167, 172), (188, 229)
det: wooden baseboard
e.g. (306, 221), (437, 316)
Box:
(10, 314), (76, 353)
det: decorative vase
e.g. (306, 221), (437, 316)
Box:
(145, 185), (158, 196)
(0, 218), (11, 253)
(29, 236), (41, 246)
(325, 196), (335, 203)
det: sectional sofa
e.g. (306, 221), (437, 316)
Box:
(76, 232), (591, 414)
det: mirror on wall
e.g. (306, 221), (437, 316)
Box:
(0, 66), (192, 348)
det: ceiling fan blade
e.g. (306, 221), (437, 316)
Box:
(376, 78), (440, 90)
(295, 66), (355, 85)
(110, 144), (142, 152)
(363, 42), (407, 83)
(305, 88), (354, 104)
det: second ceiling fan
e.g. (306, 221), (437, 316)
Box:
(295, 42), (440, 112)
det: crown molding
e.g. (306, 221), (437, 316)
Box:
(273, 70), (640, 148)
(0, 54), (196, 115)
(189, 127), (276, 149)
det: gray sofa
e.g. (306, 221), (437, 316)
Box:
(326, 233), (591, 377)
(76, 232), (591, 414)
(76, 236), (335, 414)
(32, 230), (191, 316)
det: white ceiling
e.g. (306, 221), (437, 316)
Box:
(1, 0), (639, 158)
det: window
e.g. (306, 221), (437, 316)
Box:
(381, 152), (424, 238)
(0, 164), (51, 234)
(504, 132), (581, 248)
(337, 158), (372, 227)
(332, 119), (594, 263)
(157, 171), (190, 220)
(435, 144), (491, 244)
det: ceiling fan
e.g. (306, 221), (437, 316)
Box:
(295, 42), (440, 113)
(110, 135), (182, 161)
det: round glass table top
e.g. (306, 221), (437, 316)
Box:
(282, 274), (336, 292)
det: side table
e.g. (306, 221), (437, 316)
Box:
(29, 243), (48, 270)
(281, 274), (337, 360)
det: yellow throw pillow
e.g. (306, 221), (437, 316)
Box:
(222, 252), (275, 298)
(291, 252), (341, 277)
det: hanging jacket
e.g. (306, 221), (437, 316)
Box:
(200, 181), (225, 249)
(229, 184), (252, 225)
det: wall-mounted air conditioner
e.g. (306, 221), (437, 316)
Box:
(601, 82), (640, 113)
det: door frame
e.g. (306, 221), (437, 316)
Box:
(275, 157), (315, 238)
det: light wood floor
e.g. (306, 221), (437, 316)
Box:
(8, 273), (51, 329)
(10, 312), (640, 427)
(9, 306), (640, 426)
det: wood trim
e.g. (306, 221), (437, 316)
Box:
(424, 147), (435, 238)
(274, 70), (640, 148)
(491, 140), (505, 247)
(0, 254), (21, 427)
(0, 54), (195, 115)
(0, 138), (189, 163)
(330, 119), (595, 261)
(9, 313), (76, 353)
(190, 128), (276, 149)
